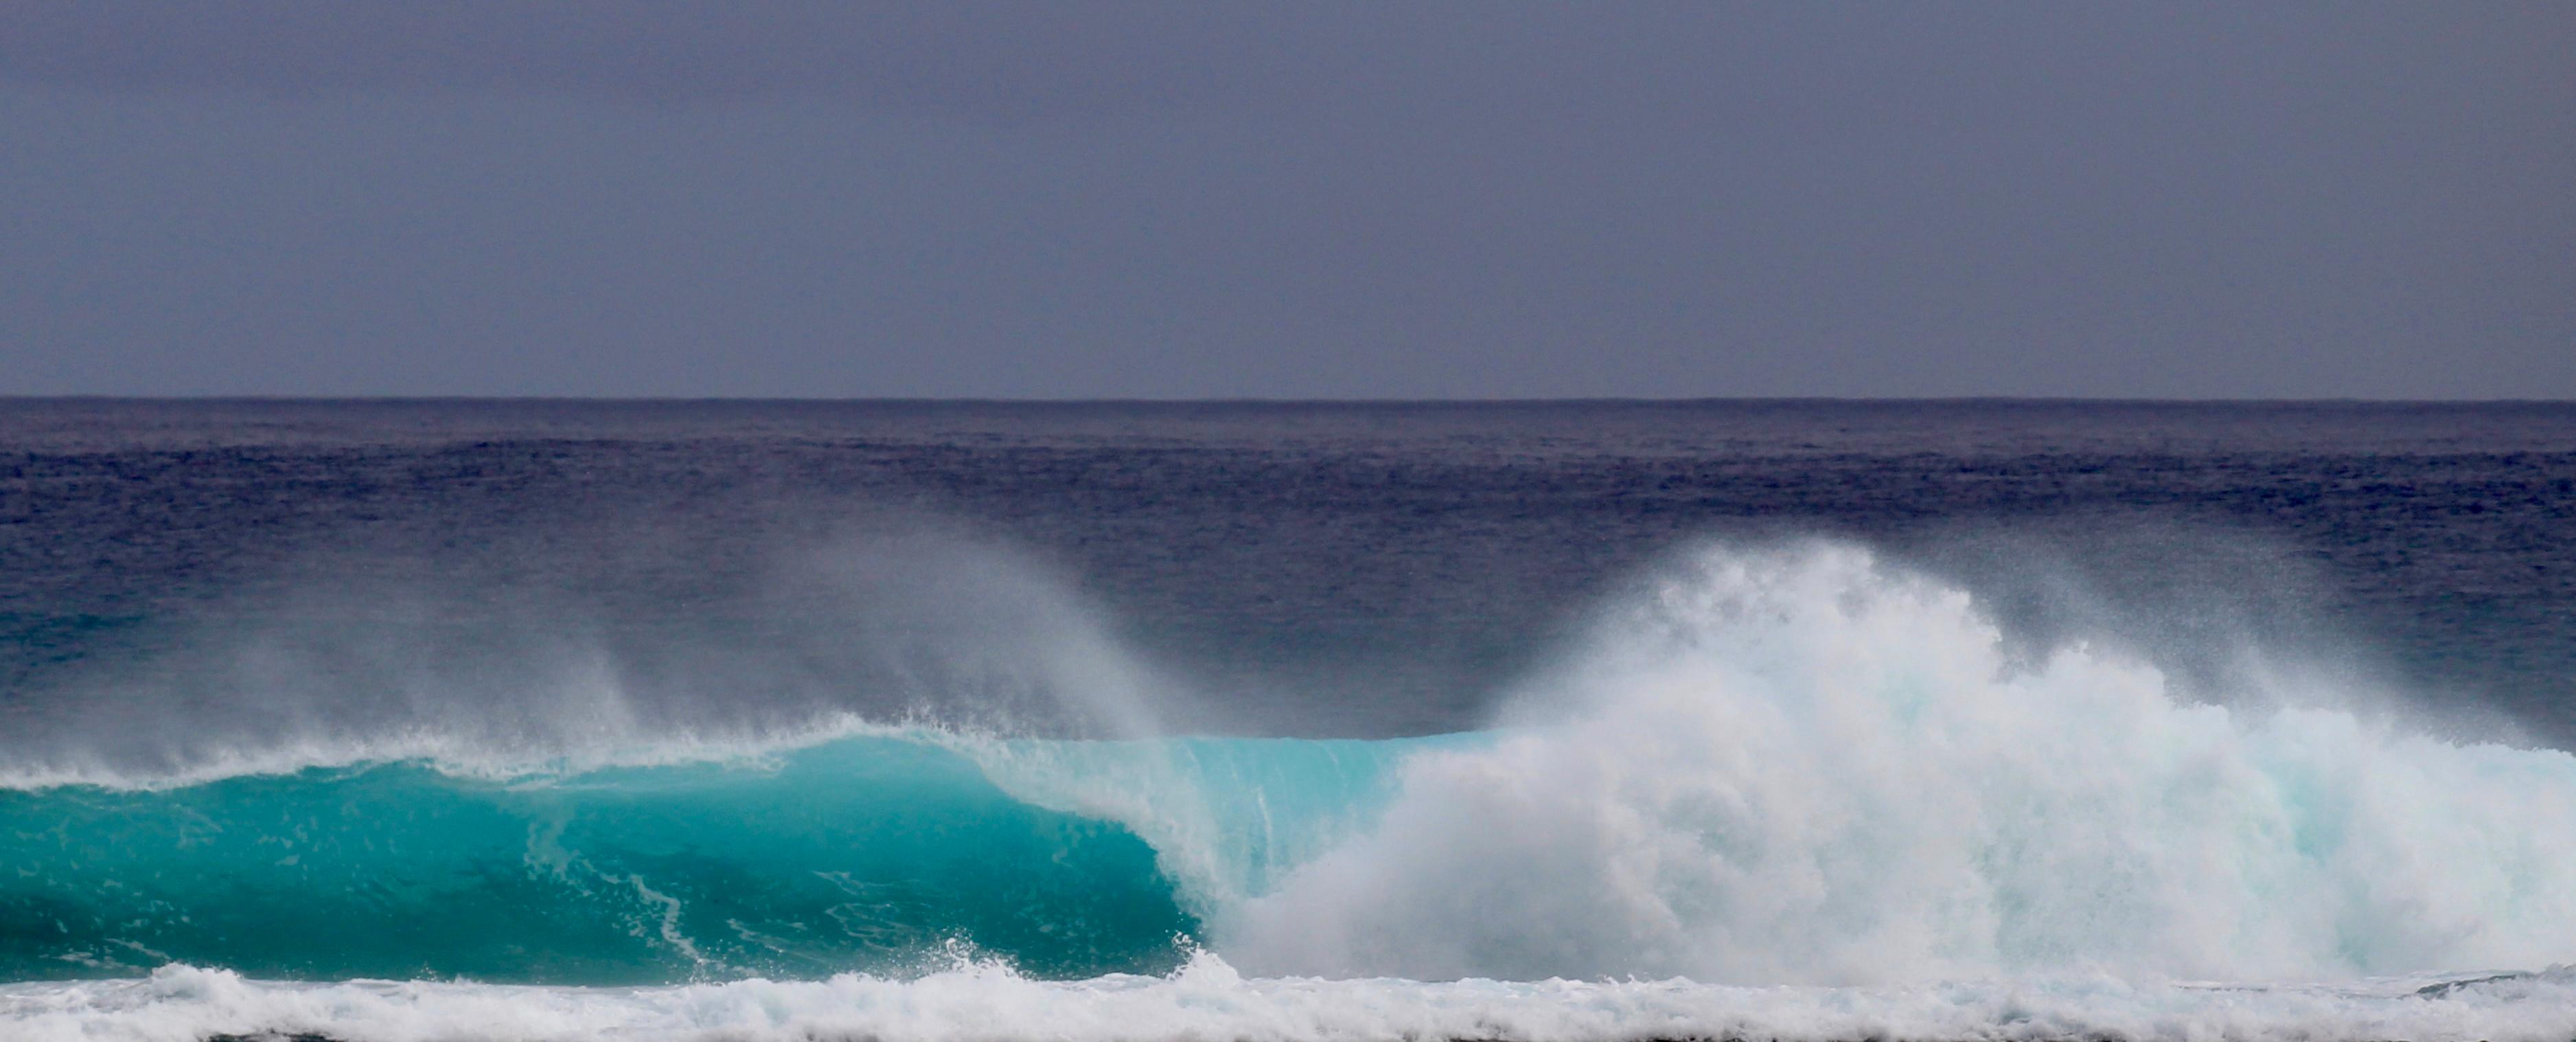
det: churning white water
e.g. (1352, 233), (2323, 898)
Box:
(1219, 543), (2576, 984)
(7, 956), (2575, 1042)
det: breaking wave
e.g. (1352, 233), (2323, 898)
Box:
(5, 542), (2574, 1021)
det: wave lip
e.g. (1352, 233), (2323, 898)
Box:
(6, 958), (2576, 1042)
(0, 713), (910, 793)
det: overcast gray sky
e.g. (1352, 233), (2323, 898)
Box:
(1, 1), (2568, 398)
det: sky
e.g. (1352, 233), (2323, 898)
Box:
(1, 2), (2570, 399)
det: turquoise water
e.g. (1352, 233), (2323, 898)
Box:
(0, 734), (1434, 984)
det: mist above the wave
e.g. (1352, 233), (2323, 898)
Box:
(1887, 518), (2538, 750)
(0, 512), (1187, 786)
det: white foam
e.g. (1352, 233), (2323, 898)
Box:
(1220, 543), (2576, 983)
(5, 957), (2573, 1042)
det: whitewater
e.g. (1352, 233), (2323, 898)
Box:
(6, 542), (2574, 1041)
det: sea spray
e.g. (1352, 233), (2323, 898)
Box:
(1222, 543), (2576, 982)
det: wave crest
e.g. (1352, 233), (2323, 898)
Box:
(1221, 543), (2576, 982)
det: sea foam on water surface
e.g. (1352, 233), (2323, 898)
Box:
(5, 957), (2575, 1042)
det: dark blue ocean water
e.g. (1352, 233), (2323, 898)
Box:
(5, 399), (2571, 743)
(3, 399), (2575, 1006)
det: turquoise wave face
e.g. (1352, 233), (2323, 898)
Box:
(0, 736), (1247, 984)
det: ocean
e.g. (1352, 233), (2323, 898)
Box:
(1, 398), (2571, 1041)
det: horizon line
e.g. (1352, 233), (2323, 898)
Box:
(2, 394), (2573, 407)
